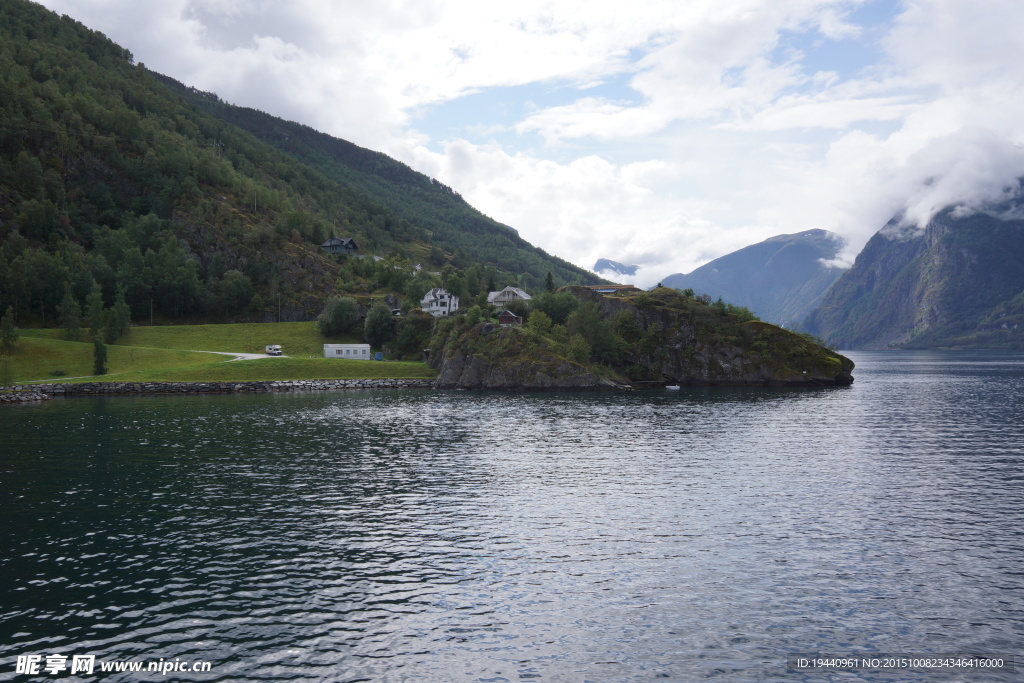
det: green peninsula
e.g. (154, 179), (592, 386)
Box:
(429, 287), (854, 390)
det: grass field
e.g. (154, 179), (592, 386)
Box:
(3, 336), (225, 383)
(56, 357), (435, 383)
(20, 321), (349, 357)
(8, 322), (435, 384)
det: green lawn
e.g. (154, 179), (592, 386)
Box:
(4, 336), (224, 383)
(20, 321), (353, 357)
(9, 322), (436, 384)
(55, 357), (436, 383)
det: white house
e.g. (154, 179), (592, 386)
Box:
(487, 286), (532, 308)
(421, 288), (460, 317)
(323, 343), (372, 359)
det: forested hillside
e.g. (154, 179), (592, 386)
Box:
(0, 0), (600, 327)
(154, 73), (592, 290)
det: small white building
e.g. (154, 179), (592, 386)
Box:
(421, 287), (459, 317)
(323, 343), (372, 359)
(487, 286), (532, 308)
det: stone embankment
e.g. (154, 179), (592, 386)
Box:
(0, 390), (51, 403)
(1, 378), (432, 402)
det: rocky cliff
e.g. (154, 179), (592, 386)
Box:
(429, 287), (854, 390)
(804, 202), (1024, 349)
(430, 322), (617, 390)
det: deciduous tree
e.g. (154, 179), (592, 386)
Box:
(364, 301), (396, 348)
(317, 296), (359, 336)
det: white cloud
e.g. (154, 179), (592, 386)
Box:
(754, 0), (1024, 265)
(395, 139), (769, 287)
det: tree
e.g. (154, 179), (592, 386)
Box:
(209, 269), (254, 318)
(58, 284), (82, 341)
(533, 291), (579, 325)
(0, 306), (18, 350)
(92, 333), (108, 375)
(567, 301), (626, 364)
(504, 299), (530, 320)
(364, 301), (396, 348)
(89, 284), (109, 375)
(464, 305), (484, 325)
(613, 310), (642, 342)
(526, 309), (552, 336)
(545, 271), (555, 293)
(105, 286), (132, 343)
(86, 281), (105, 334)
(317, 296), (359, 335)
(567, 302), (603, 346)
(566, 334), (591, 364)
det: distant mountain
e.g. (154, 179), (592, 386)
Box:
(593, 259), (639, 277)
(660, 229), (845, 326)
(804, 201), (1024, 349)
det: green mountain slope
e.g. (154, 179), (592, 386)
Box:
(661, 229), (844, 326)
(0, 0), (599, 328)
(804, 203), (1024, 349)
(153, 73), (595, 291)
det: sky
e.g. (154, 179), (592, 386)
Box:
(36, 0), (1024, 287)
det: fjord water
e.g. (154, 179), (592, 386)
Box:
(1, 351), (1022, 682)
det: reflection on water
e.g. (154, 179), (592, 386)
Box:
(1, 351), (1022, 681)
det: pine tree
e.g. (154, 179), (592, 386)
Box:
(0, 306), (18, 350)
(58, 285), (82, 341)
(106, 286), (132, 343)
(92, 333), (108, 375)
(86, 281), (105, 337)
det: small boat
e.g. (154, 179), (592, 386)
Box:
(665, 384), (680, 390)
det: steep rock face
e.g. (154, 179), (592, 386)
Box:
(430, 289), (854, 390)
(661, 229), (845, 326)
(431, 324), (610, 390)
(804, 204), (1024, 349)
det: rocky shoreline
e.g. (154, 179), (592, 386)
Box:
(0, 378), (433, 403)
(0, 390), (52, 403)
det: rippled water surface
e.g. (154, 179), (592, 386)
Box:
(2, 351), (1023, 681)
